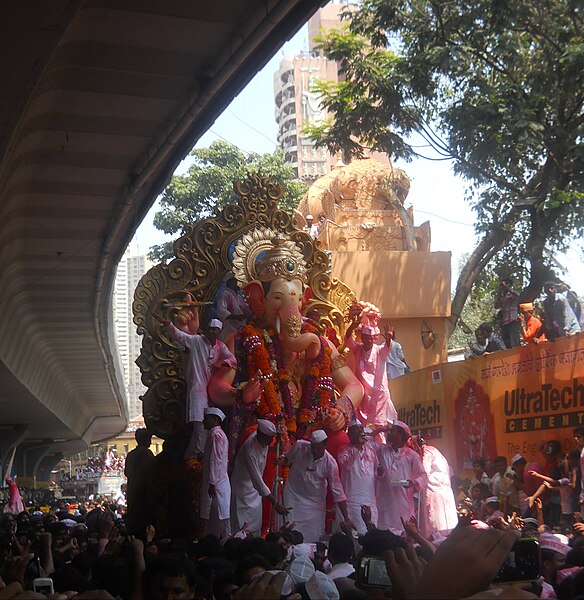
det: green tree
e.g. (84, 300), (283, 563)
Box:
(448, 255), (500, 350)
(149, 141), (308, 260)
(307, 0), (584, 331)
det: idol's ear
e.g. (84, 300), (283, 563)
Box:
(301, 286), (312, 310)
(244, 282), (266, 318)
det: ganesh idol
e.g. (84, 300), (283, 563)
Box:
(199, 227), (364, 453)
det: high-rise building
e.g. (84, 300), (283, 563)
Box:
(113, 239), (151, 419)
(274, 3), (347, 181)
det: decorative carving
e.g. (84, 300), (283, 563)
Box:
(296, 158), (417, 251)
(133, 174), (356, 439)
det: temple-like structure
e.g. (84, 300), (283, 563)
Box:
(297, 157), (451, 371)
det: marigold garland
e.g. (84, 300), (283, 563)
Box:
(241, 322), (335, 441)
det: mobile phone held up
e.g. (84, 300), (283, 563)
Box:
(32, 578), (54, 594)
(493, 538), (541, 584)
(357, 556), (392, 589)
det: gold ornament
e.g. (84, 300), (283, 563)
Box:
(285, 314), (302, 338)
(232, 228), (308, 287)
(133, 173), (357, 440)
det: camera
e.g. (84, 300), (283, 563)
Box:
(357, 555), (392, 589)
(32, 578), (54, 595)
(493, 538), (541, 584)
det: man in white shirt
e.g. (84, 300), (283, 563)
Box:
(162, 315), (237, 458)
(200, 407), (231, 539)
(231, 419), (289, 537)
(375, 420), (428, 535)
(385, 338), (409, 380)
(283, 430), (355, 543)
(326, 532), (355, 579)
(337, 420), (379, 534)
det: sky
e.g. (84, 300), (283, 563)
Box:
(135, 22), (583, 294)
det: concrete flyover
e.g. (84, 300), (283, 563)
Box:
(0, 0), (322, 478)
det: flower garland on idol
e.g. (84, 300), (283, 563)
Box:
(241, 322), (335, 442)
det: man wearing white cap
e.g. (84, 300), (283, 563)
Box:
(161, 311), (237, 458)
(344, 319), (397, 430)
(231, 419), (289, 537)
(282, 430), (354, 542)
(337, 420), (379, 534)
(539, 532), (569, 598)
(375, 420), (428, 535)
(201, 407), (231, 538)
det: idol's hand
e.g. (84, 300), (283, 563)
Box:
(242, 371), (268, 405)
(323, 407), (345, 431)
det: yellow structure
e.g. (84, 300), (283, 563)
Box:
(297, 158), (451, 371)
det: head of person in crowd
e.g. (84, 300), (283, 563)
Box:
(203, 407), (225, 431)
(511, 453), (527, 475)
(135, 427), (153, 448)
(256, 419), (277, 447)
(226, 276), (239, 292)
(357, 528), (407, 561)
(236, 553), (271, 585)
(205, 319), (223, 345)
(485, 497), (500, 517)
(144, 553), (198, 600)
(388, 420), (411, 450)
(499, 277), (513, 291)
(310, 430), (328, 461)
(347, 420), (366, 448)
(328, 532), (354, 567)
(313, 541), (328, 572)
(544, 280), (558, 299)
(472, 459), (486, 480)
(519, 302), (535, 320)
(573, 426), (584, 450)
(542, 439), (562, 465)
(484, 459), (497, 479)
(566, 449), (580, 472)
(471, 483), (489, 502)
(305, 307), (321, 324)
(476, 323), (494, 344)
(360, 326), (376, 352)
(494, 455), (508, 476)
(540, 533), (569, 586)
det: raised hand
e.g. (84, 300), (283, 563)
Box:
(242, 371), (268, 405)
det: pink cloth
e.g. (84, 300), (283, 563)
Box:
(346, 337), (397, 425)
(6, 479), (24, 514)
(375, 445), (428, 534)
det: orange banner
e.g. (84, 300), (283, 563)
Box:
(388, 332), (584, 471)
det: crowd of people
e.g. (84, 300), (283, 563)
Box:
(465, 279), (582, 359)
(59, 454), (126, 483)
(2, 424), (584, 598)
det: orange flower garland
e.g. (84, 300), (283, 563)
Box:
(241, 322), (336, 440)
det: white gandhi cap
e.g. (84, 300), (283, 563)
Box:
(310, 429), (328, 444)
(257, 419), (277, 436)
(208, 318), (223, 330)
(204, 407), (226, 421)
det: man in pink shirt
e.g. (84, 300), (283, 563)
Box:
(344, 321), (397, 429)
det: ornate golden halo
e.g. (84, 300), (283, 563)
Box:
(232, 227), (308, 287)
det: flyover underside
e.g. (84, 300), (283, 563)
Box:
(0, 0), (322, 477)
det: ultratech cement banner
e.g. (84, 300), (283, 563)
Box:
(388, 332), (584, 470)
